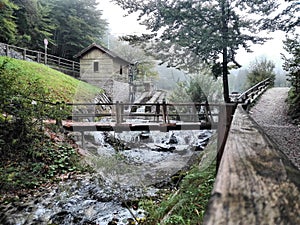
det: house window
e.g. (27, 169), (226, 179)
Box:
(94, 61), (99, 72)
(120, 65), (123, 75)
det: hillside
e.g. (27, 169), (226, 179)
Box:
(0, 57), (103, 196)
(0, 56), (102, 103)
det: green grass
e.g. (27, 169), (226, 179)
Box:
(0, 56), (101, 197)
(0, 56), (102, 103)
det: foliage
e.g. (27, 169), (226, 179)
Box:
(282, 34), (300, 122)
(108, 36), (158, 80)
(0, 0), (108, 59)
(262, 0), (299, 33)
(112, 0), (280, 102)
(0, 0), (18, 43)
(0, 141), (88, 193)
(12, 0), (54, 50)
(139, 138), (217, 225)
(45, 0), (108, 59)
(246, 58), (276, 89)
(169, 67), (223, 104)
(0, 57), (101, 194)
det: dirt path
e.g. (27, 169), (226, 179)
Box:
(249, 87), (300, 170)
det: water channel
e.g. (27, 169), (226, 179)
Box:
(0, 129), (213, 225)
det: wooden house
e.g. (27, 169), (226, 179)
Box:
(74, 43), (134, 101)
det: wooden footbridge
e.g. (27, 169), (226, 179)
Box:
(61, 78), (270, 134)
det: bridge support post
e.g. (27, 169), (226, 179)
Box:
(155, 102), (160, 122)
(81, 131), (85, 149)
(217, 103), (236, 173)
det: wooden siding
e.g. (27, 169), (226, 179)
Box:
(80, 49), (114, 79)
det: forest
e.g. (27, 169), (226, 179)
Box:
(0, 0), (108, 59)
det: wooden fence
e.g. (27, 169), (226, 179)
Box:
(203, 105), (300, 225)
(0, 42), (80, 77)
(65, 101), (219, 125)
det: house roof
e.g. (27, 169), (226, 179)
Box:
(74, 43), (133, 65)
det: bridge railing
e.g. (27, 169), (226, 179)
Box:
(203, 105), (300, 225)
(236, 78), (270, 109)
(0, 42), (80, 77)
(65, 101), (220, 126)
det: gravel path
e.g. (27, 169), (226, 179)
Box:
(249, 87), (300, 170)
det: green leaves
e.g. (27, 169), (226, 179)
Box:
(246, 58), (276, 88)
(283, 34), (300, 121)
(0, 0), (18, 43)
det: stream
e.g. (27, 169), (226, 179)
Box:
(0, 130), (213, 225)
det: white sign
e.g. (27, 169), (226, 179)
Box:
(44, 38), (48, 47)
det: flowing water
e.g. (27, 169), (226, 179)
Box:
(0, 130), (213, 225)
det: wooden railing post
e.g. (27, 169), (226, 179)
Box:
(120, 102), (124, 123)
(23, 49), (26, 60)
(155, 102), (160, 122)
(216, 103), (236, 172)
(37, 52), (41, 63)
(162, 98), (168, 123)
(5, 44), (9, 56)
(116, 101), (120, 124)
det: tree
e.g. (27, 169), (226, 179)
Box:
(246, 58), (276, 88)
(108, 36), (158, 80)
(282, 35), (300, 93)
(112, 0), (280, 102)
(282, 34), (300, 122)
(169, 67), (223, 104)
(45, 0), (108, 59)
(262, 0), (299, 33)
(0, 0), (18, 44)
(12, 0), (54, 50)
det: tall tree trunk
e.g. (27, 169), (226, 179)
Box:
(221, 0), (230, 103)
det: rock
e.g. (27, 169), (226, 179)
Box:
(167, 133), (178, 144)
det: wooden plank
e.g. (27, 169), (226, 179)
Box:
(62, 121), (214, 132)
(203, 105), (300, 225)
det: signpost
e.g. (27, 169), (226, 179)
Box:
(44, 38), (48, 64)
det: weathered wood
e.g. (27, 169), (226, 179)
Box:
(216, 103), (236, 171)
(204, 105), (300, 225)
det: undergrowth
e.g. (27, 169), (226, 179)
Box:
(0, 57), (100, 200)
(140, 137), (217, 225)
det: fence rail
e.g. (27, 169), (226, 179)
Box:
(204, 105), (300, 225)
(0, 42), (80, 77)
(65, 101), (219, 125)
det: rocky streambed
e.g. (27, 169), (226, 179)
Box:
(0, 130), (213, 225)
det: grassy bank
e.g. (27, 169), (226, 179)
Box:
(0, 57), (102, 197)
(141, 135), (217, 225)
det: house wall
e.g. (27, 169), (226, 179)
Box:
(79, 48), (130, 102)
(80, 49), (114, 79)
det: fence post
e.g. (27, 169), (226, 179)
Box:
(55, 102), (63, 128)
(155, 102), (160, 122)
(23, 49), (26, 60)
(216, 103), (236, 173)
(162, 99), (168, 123)
(116, 101), (120, 124)
(120, 102), (124, 123)
(5, 44), (9, 56)
(37, 52), (41, 63)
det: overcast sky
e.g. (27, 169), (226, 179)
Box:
(98, 0), (289, 69)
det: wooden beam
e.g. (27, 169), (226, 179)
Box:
(204, 105), (300, 224)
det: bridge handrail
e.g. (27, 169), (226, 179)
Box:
(65, 101), (219, 124)
(0, 42), (80, 76)
(203, 105), (300, 224)
(237, 78), (270, 103)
